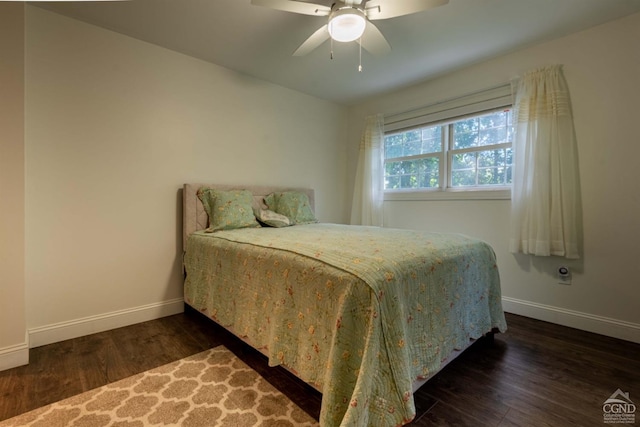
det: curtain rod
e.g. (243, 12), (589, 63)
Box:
(383, 82), (512, 121)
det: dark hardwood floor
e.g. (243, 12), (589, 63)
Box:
(1, 308), (638, 426)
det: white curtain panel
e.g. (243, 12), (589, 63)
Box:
(510, 65), (581, 259)
(351, 113), (385, 226)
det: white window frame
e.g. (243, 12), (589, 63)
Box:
(383, 84), (513, 201)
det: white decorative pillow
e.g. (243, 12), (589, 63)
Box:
(253, 208), (292, 228)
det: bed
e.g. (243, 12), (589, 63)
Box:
(182, 183), (507, 427)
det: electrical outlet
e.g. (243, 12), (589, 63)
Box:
(558, 266), (571, 285)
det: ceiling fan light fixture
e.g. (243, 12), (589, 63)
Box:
(328, 8), (366, 42)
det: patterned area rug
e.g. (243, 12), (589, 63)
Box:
(0, 346), (319, 427)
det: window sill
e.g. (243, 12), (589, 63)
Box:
(384, 188), (511, 201)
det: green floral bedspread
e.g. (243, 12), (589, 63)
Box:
(184, 223), (507, 426)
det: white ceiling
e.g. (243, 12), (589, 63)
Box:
(36, 0), (640, 105)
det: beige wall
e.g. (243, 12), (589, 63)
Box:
(348, 13), (640, 342)
(0, 4), (28, 369)
(12, 4), (639, 361)
(24, 6), (348, 345)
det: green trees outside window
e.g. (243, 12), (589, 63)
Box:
(384, 109), (513, 191)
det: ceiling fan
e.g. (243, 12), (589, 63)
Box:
(251, 0), (449, 57)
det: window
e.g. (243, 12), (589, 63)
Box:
(384, 108), (513, 196)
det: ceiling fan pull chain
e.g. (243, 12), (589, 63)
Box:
(330, 37), (334, 60)
(358, 37), (363, 72)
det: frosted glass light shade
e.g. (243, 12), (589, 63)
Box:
(328, 8), (366, 42)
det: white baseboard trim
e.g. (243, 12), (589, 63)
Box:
(502, 296), (640, 344)
(0, 333), (29, 371)
(29, 298), (185, 348)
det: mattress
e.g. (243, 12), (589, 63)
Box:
(183, 223), (507, 426)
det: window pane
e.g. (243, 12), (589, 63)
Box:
(384, 158), (439, 189)
(384, 126), (442, 160)
(452, 152), (476, 170)
(404, 139), (422, 157)
(453, 110), (512, 149)
(452, 148), (513, 187)
(384, 133), (404, 159)
(478, 167), (504, 185)
(451, 170), (476, 187)
(505, 165), (513, 183)
(422, 127), (439, 140)
(421, 127), (442, 154)
(451, 153), (477, 187)
(406, 129), (421, 143)
(452, 118), (479, 149)
(478, 148), (506, 168)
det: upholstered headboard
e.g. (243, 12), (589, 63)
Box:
(182, 183), (315, 250)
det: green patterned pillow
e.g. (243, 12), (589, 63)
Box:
(264, 191), (318, 225)
(197, 188), (260, 232)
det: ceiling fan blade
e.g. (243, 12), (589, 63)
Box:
(251, 0), (331, 17)
(358, 22), (391, 55)
(293, 24), (330, 56)
(366, 0), (448, 20)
